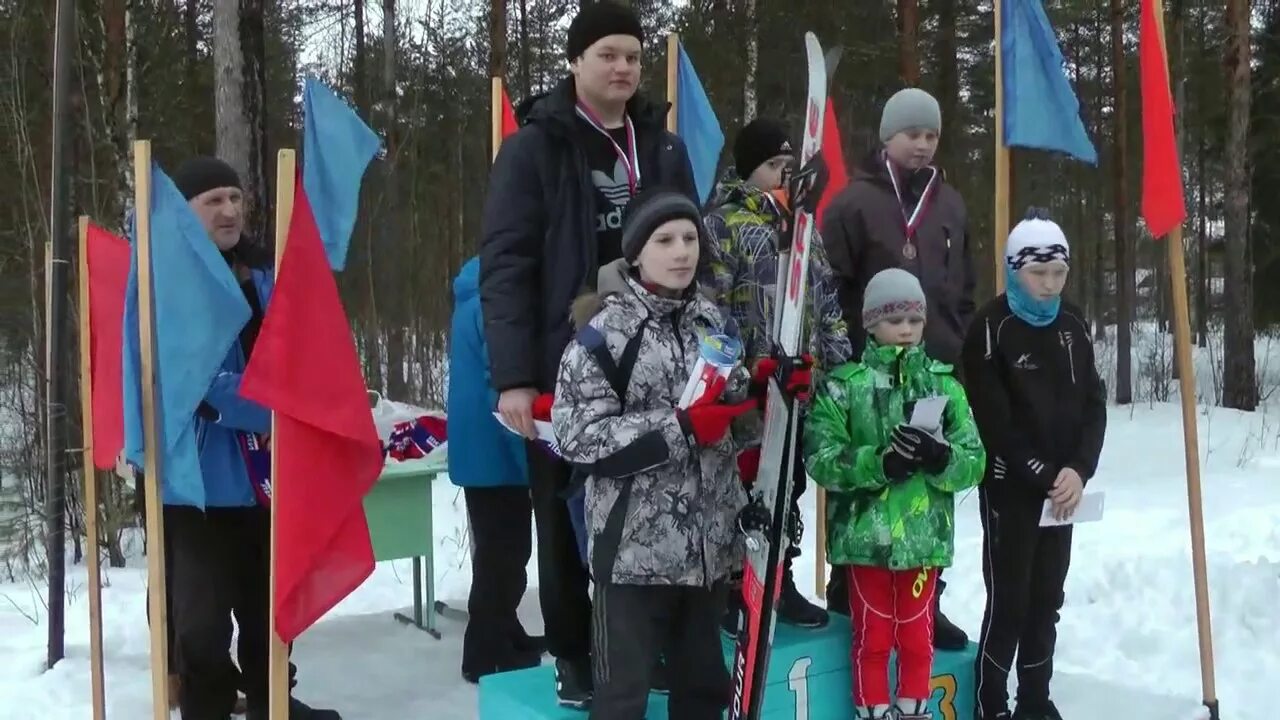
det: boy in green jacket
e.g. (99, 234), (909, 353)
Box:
(804, 268), (985, 720)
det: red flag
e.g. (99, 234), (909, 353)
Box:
(1139, 0), (1186, 238)
(240, 178), (383, 643)
(501, 87), (519, 139)
(816, 97), (849, 228)
(86, 223), (129, 470)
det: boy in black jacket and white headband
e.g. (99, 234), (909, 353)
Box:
(961, 209), (1107, 720)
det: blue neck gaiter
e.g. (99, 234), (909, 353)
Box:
(1005, 264), (1061, 327)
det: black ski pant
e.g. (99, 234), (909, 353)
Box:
(166, 505), (296, 720)
(527, 445), (593, 662)
(462, 485), (533, 673)
(973, 488), (1072, 719)
(590, 581), (730, 720)
(143, 487), (240, 693)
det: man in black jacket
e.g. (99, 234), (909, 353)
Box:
(961, 210), (1107, 720)
(478, 0), (697, 708)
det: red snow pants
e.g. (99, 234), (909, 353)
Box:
(847, 565), (937, 707)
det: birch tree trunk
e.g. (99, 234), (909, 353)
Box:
(213, 0), (268, 245)
(743, 0), (758, 123)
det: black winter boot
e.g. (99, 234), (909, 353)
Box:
(1013, 700), (1064, 720)
(721, 573), (744, 636)
(246, 698), (340, 720)
(650, 655), (669, 694)
(777, 565), (828, 628)
(554, 656), (593, 709)
(932, 605), (968, 650)
(511, 624), (547, 656)
(932, 577), (969, 650)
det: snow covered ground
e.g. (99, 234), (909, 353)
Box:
(2, 350), (1279, 718)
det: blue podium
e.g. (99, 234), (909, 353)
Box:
(479, 614), (976, 719)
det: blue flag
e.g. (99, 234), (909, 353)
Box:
(1002, 0), (1098, 164)
(122, 164), (251, 508)
(302, 76), (382, 270)
(675, 42), (724, 204)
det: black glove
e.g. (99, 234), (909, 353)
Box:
(196, 401), (220, 422)
(737, 495), (772, 536)
(882, 440), (915, 483)
(892, 424), (951, 475)
(882, 424), (918, 482)
(786, 152), (829, 216)
(737, 494), (773, 552)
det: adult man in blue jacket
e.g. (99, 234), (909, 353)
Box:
(448, 256), (546, 683)
(124, 157), (338, 720)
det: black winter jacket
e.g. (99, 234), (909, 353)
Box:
(961, 297), (1107, 508)
(478, 76), (698, 393)
(821, 151), (976, 367)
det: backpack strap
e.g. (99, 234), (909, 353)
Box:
(561, 315), (651, 502)
(612, 316), (648, 408)
(575, 316), (649, 412)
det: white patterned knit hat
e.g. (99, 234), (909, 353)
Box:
(862, 268), (927, 329)
(1006, 212), (1070, 270)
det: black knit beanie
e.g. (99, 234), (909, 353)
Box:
(566, 1), (644, 60)
(733, 118), (794, 180)
(172, 157), (242, 201)
(620, 187), (702, 264)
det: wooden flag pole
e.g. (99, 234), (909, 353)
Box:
(1150, 0), (1217, 712)
(1165, 223), (1218, 713)
(492, 77), (503, 162)
(76, 215), (107, 720)
(666, 34), (678, 134)
(133, 140), (172, 719)
(268, 149), (297, 720)
(993, 0), (1011, 293)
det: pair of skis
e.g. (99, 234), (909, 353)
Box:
(728, 31), (831, 720)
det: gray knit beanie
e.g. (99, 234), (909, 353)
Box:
(620, 187), (703, 264)
(879, 88), (942, 143)
(862, 268), (927, 329)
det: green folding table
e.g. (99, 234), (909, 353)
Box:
(362, 446), (450, 638)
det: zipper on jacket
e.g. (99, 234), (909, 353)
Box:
(668, 308), (685, 356)
(574, 146), (600, 289)
(1061, 331), (1077, 384)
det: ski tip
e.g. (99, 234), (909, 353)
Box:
(804, 32), (822, 59)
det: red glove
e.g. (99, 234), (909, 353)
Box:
(752, 353), (814, 402)
(532, 393), (554, 421)
(679, 398), (756, 447)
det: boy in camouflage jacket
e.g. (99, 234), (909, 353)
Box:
(552, 188), (809, 720)
(805, 268), (985, 720)
(701, 117), (851, 630)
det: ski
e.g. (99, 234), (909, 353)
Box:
(728, 31), (828, 720)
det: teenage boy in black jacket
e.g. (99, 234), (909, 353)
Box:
(961, 210), (1107, 720)
(478, 1), (697, 708)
